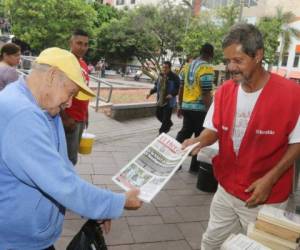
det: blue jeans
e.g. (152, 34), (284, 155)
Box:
(65, 121), (85, 165)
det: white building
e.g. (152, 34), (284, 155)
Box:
(272, 18), (300, 81)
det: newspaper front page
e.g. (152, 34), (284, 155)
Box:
(112, 133), (198, 202)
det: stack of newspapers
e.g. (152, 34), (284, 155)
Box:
(247, 206), (300, 250)
(221, 233), (271, 250)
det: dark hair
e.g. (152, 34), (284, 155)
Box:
(222, 23), (264, 58)
(200, 43), (214, 58)
(0, 43), (20, 60)
(163, 61), (172, 68)
(72, 29), (89, 38)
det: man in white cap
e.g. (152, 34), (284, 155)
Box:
(0, 47), (142, 250)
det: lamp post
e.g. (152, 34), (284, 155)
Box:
(238, 0), (244, 21)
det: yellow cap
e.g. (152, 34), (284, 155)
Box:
(35, 47), (95, 100)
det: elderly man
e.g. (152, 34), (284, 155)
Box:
(0, 48), (141, 250)
(183, 23), (300, 249)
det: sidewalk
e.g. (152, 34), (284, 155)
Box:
(55, 109), (214, 250)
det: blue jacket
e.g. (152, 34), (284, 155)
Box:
(0, 78), (125, 250)
(150, 71), (180, 108)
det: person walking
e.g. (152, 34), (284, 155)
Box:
(146, 61), (180, 134)
(176, 43), (214, 172)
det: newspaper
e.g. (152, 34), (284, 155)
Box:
(196, 142), (219, 164)
(221, 234), (271, 250)
(112, 133), (199, 203)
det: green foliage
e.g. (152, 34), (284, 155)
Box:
(96, 3), (187, 73)
(0, 0), (5, 17)
(258, 8), (300, 67)
(4, 0), (96, 53)
(92, 2), (120, 28)
(258, 17), (281, 65)
(182, 4), (239, 64)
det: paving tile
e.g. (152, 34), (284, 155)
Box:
(177, 222), (204, 250)
(105, 184), (125, 192)
(124, 202), (158, 217)
(105, 218), (134, 245)
(157, 207), (184, 223)
(162, 178), (188, 190)
(92, 156), (116, 167)
(108, 245), (132, 250)
(176, 206), (211, 222)
(166, 188), (200, 196)
(127, 216), (163, 226)
(130, 224), (184, 243)
(75, 163), (94, 174)
(171, 195), (213, 206)
(90, 151), (115, 158)
(114, 156), (131, 167)
(130, 240), (192, 250)
(200, 220), (209, 231)
(152, 190), (176, 207)
(54, 236), (73, 250)
(177, 172), (198, 184)
(93, 164), (119, 175)
(61, 219), (85, 236)
(78, 155), (94, 164)
(79, 174), (93, 183)
(92, 174), (115, 185)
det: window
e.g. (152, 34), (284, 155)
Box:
(294, 53), (300, 68)
(116, 0), (124, 5)
(281, 53), (289, 67)
(131, 0), (135, 3)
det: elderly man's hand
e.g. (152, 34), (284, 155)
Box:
(97, 219), (111, 234)
(124, 189), (142, 210)
(245, 175), (274, 207)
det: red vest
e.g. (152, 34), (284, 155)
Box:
(65, 58), (90, 122)
(212, 73), (300, 203)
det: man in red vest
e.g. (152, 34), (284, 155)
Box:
(61, 29), (91, 165)
(183, 23), (300, 249)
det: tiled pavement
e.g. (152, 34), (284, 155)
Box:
(55, 109), (214, 250)
(55, 108), (300, 250)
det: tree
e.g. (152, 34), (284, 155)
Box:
(92, 2), (121, 28)
(182, 4), (239, 64)
(258, 8), (300, 69)
(274, 8), (300, 66)
(4, 0), (96, 53)
(258, 16), (281, 67)
(0, 0), (5, 17)
(96, 2), (187, 75)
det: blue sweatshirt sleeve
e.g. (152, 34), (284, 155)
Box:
(1, 109), (126, 220)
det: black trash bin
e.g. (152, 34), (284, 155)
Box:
(197, 162), (218, 193)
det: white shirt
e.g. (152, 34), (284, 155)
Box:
(204, 85), (300, 153)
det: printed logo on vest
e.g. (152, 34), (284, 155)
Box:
(255, 129), (275, 135)
(222, 125), (229, 131)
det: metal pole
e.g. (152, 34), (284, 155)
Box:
(95, 81), (101, 112)
(238, 0), (244, 21)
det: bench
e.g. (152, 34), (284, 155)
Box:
(110, 102), (157, 121)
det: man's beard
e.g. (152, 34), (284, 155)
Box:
(230, 71), (249, 85)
